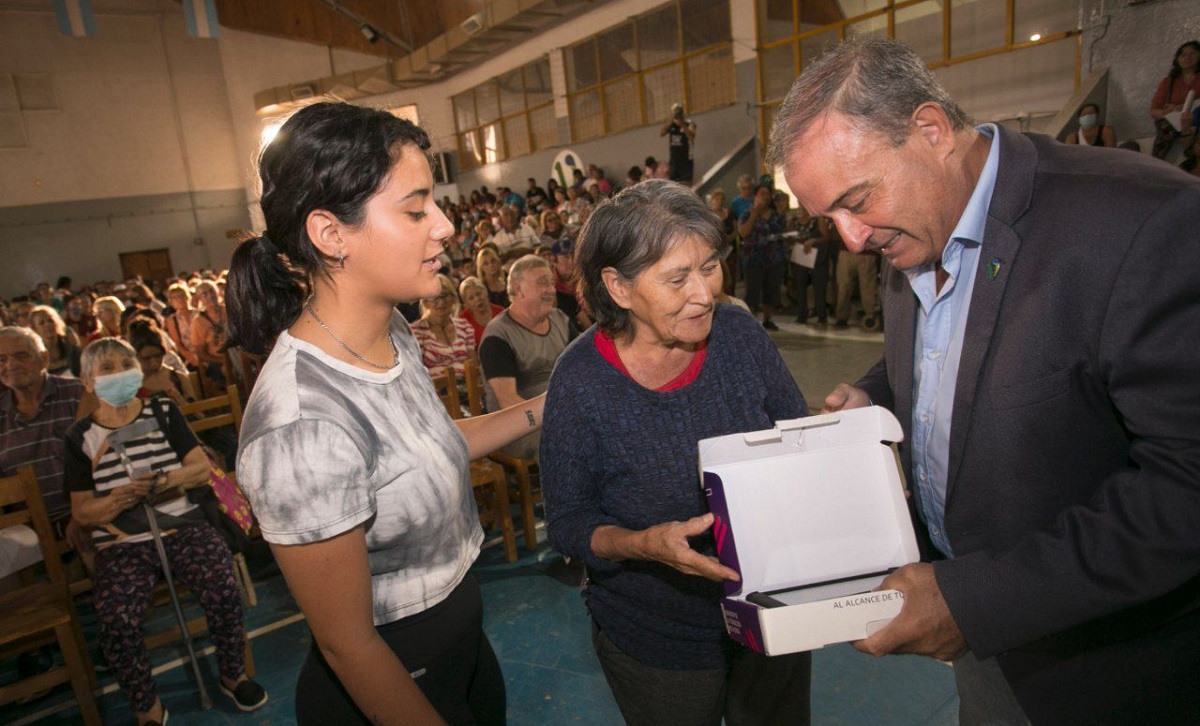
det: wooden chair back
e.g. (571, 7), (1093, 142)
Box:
(432, 370), (461, 420)
(196, 350), (235, 399)
(464, 355), (487, 417)
(237, 350), (265, 398)
(0, 467), (62, 584)
(179, 384), (243, 435)
(0, 466), (101, 724)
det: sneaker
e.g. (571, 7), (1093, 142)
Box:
(762, 319), (779, 331)
(220, 679), (268, 712)
(833, 319), (849, 329)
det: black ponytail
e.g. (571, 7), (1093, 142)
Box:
(224, 101), (432, 355)
(225, 235), (307, 354)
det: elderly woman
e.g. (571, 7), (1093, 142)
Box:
(63, 338), (265, 725)
(163, 282), (200, 369)
(458, 276), (504, 346)
(88, 295), (125, 342)
(189, 280), (228, 386)
(29, 305), (81, 377)
(475, 246), (508, 307)
(410, 274), (476, 381)
(541, 179), (812, 725)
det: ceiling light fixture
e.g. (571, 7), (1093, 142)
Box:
(360, 24), (380, 43)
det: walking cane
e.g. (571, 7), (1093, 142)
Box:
(108, 422), (213, 710)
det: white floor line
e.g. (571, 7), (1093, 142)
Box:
(10, 611), (309, 724)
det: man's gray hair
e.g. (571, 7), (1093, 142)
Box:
(0, 325), (46, 354)
(507, 254), (551, 299)
(79, 337), (136, 382)
(765, 37), (969, 171)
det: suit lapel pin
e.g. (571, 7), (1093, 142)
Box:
(987, 257), (1002, 280)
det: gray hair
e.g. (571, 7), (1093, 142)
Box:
(0, 325), (46, 354)
(765, 37), (969, 171)
(507, 254), (551, 299)
(576, 178), (724, 338)
(80, 337), (136, 382)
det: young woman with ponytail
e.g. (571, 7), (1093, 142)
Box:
(226, 101), (544, 726)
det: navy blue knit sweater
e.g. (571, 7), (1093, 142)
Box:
(541, 304), (807, 669)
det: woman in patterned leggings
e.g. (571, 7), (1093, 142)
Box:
(64, 338), (266, 726)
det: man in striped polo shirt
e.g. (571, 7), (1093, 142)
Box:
(0, 326), (90, 527)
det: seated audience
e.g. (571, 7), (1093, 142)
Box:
(492, 205), (540, 261)
(1066, 103), (1117, 147)
(540, 209), (567, 249)
(475, 246), (509, 307)
(0, 326), (91, 530)
(163, 282), (200, 369)
(64, 338), (265, 724)
(64, 295), (95, 339)
(89, 295), (125, 342)
(411, 274), (477, 382)
(190, 280), (229, 387)
(129, 322), (195, 406)
(29, 305), (82, 377)
(551, 239), (592, 331)
(459, 276), (505, 347)
(479, 255), (575, 459)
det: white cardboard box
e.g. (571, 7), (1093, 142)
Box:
(699, 406), (919, 655)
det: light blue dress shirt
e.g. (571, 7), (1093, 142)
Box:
(904, 124), (1000, 557)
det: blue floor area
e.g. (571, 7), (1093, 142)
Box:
(4, 527), (957, 725)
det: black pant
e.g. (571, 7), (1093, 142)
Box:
(296, 574), (505, 725)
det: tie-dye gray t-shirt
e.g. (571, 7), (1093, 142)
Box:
(237, 312), (482, 625)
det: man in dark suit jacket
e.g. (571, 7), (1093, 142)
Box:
(767, 37), (1200, 724)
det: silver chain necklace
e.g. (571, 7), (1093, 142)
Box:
(304, 299), (397, 370)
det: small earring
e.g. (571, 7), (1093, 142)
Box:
(337, 250), (346, 268)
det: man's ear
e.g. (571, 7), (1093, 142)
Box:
(911, 102), (956, 160)
(601, 267), (632, 310)
(305, 209), (344, 264)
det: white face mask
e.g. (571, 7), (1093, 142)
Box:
(1078, 114), (1098, 130)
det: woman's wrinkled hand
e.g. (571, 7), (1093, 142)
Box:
(638, 514), (741, 582)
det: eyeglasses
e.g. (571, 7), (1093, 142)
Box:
(429, 293), (456, 305)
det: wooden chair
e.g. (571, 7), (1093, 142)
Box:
(195, 350), (235, 399)
(464, 357), (542, 551)
(236, 350), (265, 399)
(433, 369), (519, 562)
(179, 383), (243, 434)
(0, 466), (101, 724)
